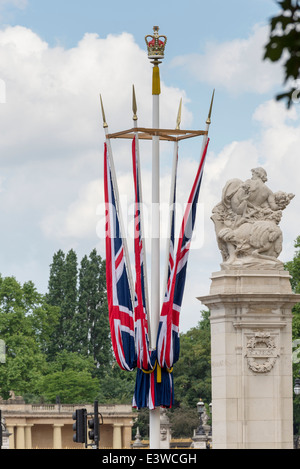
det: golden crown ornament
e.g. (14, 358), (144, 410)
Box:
(145, 26), (167, 62)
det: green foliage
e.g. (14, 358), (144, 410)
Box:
(97, 363), (136, 404)
(285, 236), (300, 293)
(132, 408), (149, 440)
(285, 237), (300, 434)
(0, 276), (57, 399)
(2, 239), (300, 437)
(46, 248), (112, 372)
(0, 248), (113, 404)
(264, 0), (300, 107)
(168, 406), (200, 439)
(77, 250), (111, 370)
(38, 369), (100, 404)
(173, 310), (211, 408)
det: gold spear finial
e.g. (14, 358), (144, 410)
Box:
(132, 85), (138, 121)
(206, 89), (215, 125)
(100, 94), (108, 128)
(176, 98), (182, 130)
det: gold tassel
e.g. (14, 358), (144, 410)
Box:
(152, 65), (161, 95)
(156, 363), (162, 383)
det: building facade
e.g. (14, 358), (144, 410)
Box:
(0, 396), (134, 449)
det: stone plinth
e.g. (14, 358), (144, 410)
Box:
(199, 269), (300, 449)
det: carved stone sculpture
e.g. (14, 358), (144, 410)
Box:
(211, 167), (294, 270)
(245, 332), (279, 373)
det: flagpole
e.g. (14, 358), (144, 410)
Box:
(201, 89), (215, 156)
(100, 94), (135, 306)
(145, 26), (167, 450)
(162, 99), (181, 302)
(132, 85), (151, 346)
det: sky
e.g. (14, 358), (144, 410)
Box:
(0, 0), (299, 333)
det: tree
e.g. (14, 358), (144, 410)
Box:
(77, 249), (111, 370)
(0, 276), (57, 399)
(46, 249), (111, 369)
(46, 250), (66, 359)
(264, 0), (300, 107)
(172, 311), (211, 408)
(168, 406), (200, 439)
(285, 236), (300, 434)
(38, 370), (100, 404)
(97, 364), (136, 404)
(36, 350), (100, 404)
(46, 250), (65, 306)
(60, 249), (78, 353)
(46, 249), (79, 356)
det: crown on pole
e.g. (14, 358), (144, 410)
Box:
(145, 26), (167, 62)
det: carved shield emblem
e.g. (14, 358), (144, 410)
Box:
(246, 332), (279, 373)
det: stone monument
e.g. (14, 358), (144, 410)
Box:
(159, 408), (171, 450)
(199, 167), (300, 449)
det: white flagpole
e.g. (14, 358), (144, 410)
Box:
(145, 26), (167, 450)
(162, 99), (181, 302)
(132, 85), (151, 346)
(149, 74), (161, 451)
(100, 94), (135, 307)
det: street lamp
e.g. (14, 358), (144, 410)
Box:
(294, 371), (300, 396)
(196, 399), (205, 436)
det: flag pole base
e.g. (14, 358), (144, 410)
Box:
(149, 407), (161, 449)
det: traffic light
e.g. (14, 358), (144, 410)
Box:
(88, 401), (100, 449)
(72, 409), (87, 444)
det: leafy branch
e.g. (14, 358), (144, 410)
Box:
(264, 0), (300, 107)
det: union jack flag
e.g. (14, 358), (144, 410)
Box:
(132, 136), (174, 410)
(104, 143), (136, 372)
(157, 139), (210, 370)
(164, 148), (178, 301)
(132, 136), (152, 372)
(104, 135), (209, 410)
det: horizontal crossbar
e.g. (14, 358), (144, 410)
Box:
(107, 127), (207, 142)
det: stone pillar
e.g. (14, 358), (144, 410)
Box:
(113, 424), (123, 449)
(53, 424), (64, 450)
(123, 424), (133, 449)
(199, 269), (300, 449)
(25, 424), (33, 449)
(15, 424), (25, 449)
(160, 408), (171, 449)
(7, 426), (15, 449)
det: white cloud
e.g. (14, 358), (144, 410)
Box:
(0, 26), (191, 166)
(171, 24), (283, 95)
(0, 25), (191, 288)
(0, 24), (299, 334)
(0, 0), (27, 9)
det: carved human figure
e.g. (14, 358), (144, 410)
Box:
(211, 167), (294, 268)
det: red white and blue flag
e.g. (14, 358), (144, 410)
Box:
(104, 135), (209, 409)
(104, 142), (136, 372)
(157, 139), (210, 370)
(131, 136), (152, 372)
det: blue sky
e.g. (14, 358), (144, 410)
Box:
(0, 0), (299, 332)
(5, 0), (278, 49)
(2, 0), (281, 149)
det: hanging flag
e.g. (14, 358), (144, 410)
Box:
(157, 139), (210, 370)
(131, 136), (152, 371)
(104, 143), (136, 372)
(132, 135), (156, 410)
(164, 148), (178, 301)
(132, 136), (174, 410)
(133, 359), (174, 410)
